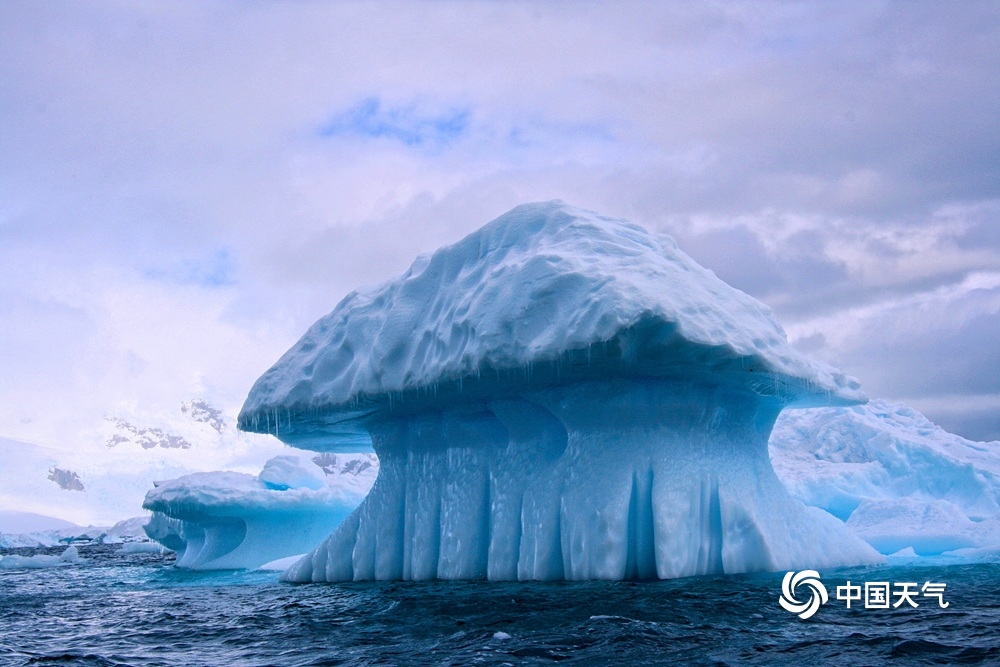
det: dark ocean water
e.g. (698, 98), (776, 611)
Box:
(1, 545), (999, 666)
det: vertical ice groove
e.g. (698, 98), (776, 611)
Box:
(384, 454), (407, 580)
(642, 467), (657, 579)
(517, 496), (534, 580)
(429, 487), (442, 580)
(552, 500), (566, 581)
(625, 469), (639, 579)
(625, 467), (657, 580)
(351, 497), (375, 580)
(401, 451), (413, 581)
(477, 462), (492, 579)
(510, 495), (524, 581)
(696, 476), (724, 575)
(425, 451), (445, 579)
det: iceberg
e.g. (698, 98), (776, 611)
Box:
(103, 516), (158, 543)
(770, 400), (1000, 556)
(239, 201), (881, 582)
(118, 541), (171, 554)
(0, 546), (83, 570)
(142, 453), (376, 569)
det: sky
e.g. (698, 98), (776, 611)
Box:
(2, 0), (998, 449)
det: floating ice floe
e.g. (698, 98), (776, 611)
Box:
(143, 453), (376, 569)
(771, 400), (1000, 557)
(118, 541), (172, 554)
(239, 201), (882, 582)
(0, 545), (83, 570)
(258, 554), (306, 571)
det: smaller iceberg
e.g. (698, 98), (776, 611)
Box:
(0, 546), (83, 570)
(770, 400), (1000, 556)
(118, 541), (171, 554)
(142, 453), (377, 569)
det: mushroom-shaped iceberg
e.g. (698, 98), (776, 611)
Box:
(239, 201), (882, 581)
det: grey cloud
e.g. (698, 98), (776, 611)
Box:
(954, 202), (1000, 250)
(662, 219), (854, 315)
(620, 3), (1000, 219)
(796, 283), (1000, 441)
(928, 407), (1000, 444)
(669, 225), (786, 299)
(850, 307), (1000, 399)
(2, 0), (999, 443)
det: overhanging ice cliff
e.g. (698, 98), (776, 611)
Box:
(239, 201), (881, 581)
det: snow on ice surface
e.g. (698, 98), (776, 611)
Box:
(240, 202), (880, 582)
(770, 400), (1000, 557)
(259, 455), (327, 491)
(239, 201), (864, 448)
(143, 453), (376, 569)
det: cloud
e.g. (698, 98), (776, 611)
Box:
(784, 272), (1000, 439)
(1, 0), (999, 446)
(906, 394), (1000, 444)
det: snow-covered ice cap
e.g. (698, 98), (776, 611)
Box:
(239, 202), (864, 447)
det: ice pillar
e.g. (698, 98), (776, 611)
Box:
(284, 379), (879, 582)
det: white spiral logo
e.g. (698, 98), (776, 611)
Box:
(779, 570), (828, 619)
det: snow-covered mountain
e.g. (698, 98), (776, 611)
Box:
(0, 399), (291, 527)
(0, 515), (152, 549)
(0, 510), (78, 534)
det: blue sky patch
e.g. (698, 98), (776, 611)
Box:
(320, 97), (470, 147)
(145, 248), (235, 288)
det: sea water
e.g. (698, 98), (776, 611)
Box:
(1, 545), (998, 666)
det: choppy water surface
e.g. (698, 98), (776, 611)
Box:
(1, 545), (998, 666)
